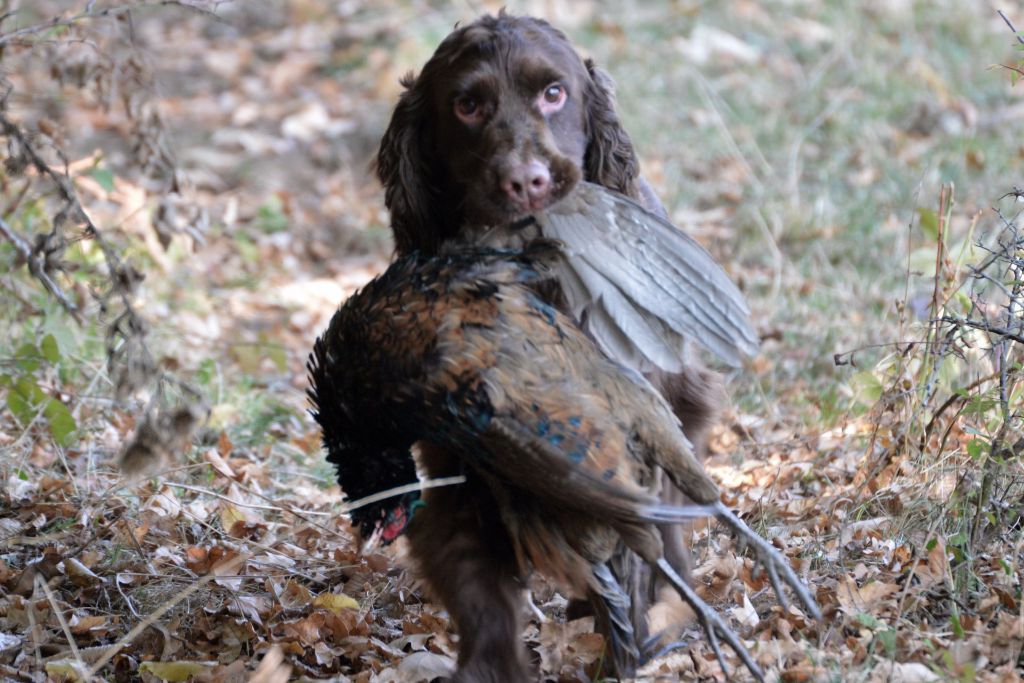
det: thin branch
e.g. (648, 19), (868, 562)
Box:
(998, 10), (1024, 46)
(35, 574), (84, 671)
(998, 63), (1024, 77)
(0, 1), (224, 46)
(940, 316), (1024, 345)
(965, 265), (1014, 300)
(918, 370), (1005, 451)
(0, 3), (130, 46)
(0, 213), (33, 258)
(167, 482), (334, 516)
(88, 552), (251, 676)
(0, 215), (81, 320)
(0, 112), (96, 235)
(833, 340), (927, 367)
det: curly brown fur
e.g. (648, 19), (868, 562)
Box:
(376, 10), (726, 675)
(409, 444), (532, 683)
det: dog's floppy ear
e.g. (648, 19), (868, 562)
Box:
(582, 58), (642, 198)
(376, 71), (443, 255)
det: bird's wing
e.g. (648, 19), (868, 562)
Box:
(482, 412), (653, 516)
(475, 411), (711, 527)
(420, 257), (720, 524)
(431, 290), (713, 525)
(557, 257), (689, 372)
(537, 182), (760, 370)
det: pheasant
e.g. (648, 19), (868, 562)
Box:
(308, 240), (818, 682)
(451, 179), (763, 667)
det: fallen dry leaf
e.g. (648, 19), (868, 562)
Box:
(313, 591), (360, 614)
(836, 576), (900, 615)
(137, 661), (216, 682)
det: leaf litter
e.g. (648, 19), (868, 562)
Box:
(1, 1), (1023, 681)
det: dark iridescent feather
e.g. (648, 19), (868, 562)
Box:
(308, 240), (817, 683)
(307, 242), (560, 543)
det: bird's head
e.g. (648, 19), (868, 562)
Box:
(308, 336), (423, 547)
(324, 440), (421, 547)
(354, 490), (423, 549)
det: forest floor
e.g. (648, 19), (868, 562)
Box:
(1, 1), (1024, 681)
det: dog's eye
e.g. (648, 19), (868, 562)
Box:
(539, 83), (566, 114)
(454, 96), (483, 123)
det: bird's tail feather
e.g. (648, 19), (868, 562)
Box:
(590, 561), (640, 678)
(639, 503), (718, 523)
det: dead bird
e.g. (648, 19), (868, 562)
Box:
(308, 241), (817, 682)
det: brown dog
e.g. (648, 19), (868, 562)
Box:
(376, 10), (729, 676)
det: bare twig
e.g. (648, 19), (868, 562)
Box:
(940, 316), (1024, 345)
(0, 215), (80, 320)
(168, 481), (335, 516)
(998, 10), (1024, 46)
(35, 574), (84, 668)
(918, 370), (1004, 452)
(0, 111), (97, 235)
(0, 1), (225, 46)
(931, 186), (949, 342)
(88, 552), (251, 676)
(833, 340), (928, 367)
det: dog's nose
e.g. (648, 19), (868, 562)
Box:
(501, 159), (551, 210)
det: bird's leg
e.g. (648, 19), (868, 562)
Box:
(712, 501), (822, 621)
(641, 628), (690, 666)
(640, 501), (820, 680)
(642, 501), (821, 621)
(653, 557), (766, 683)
